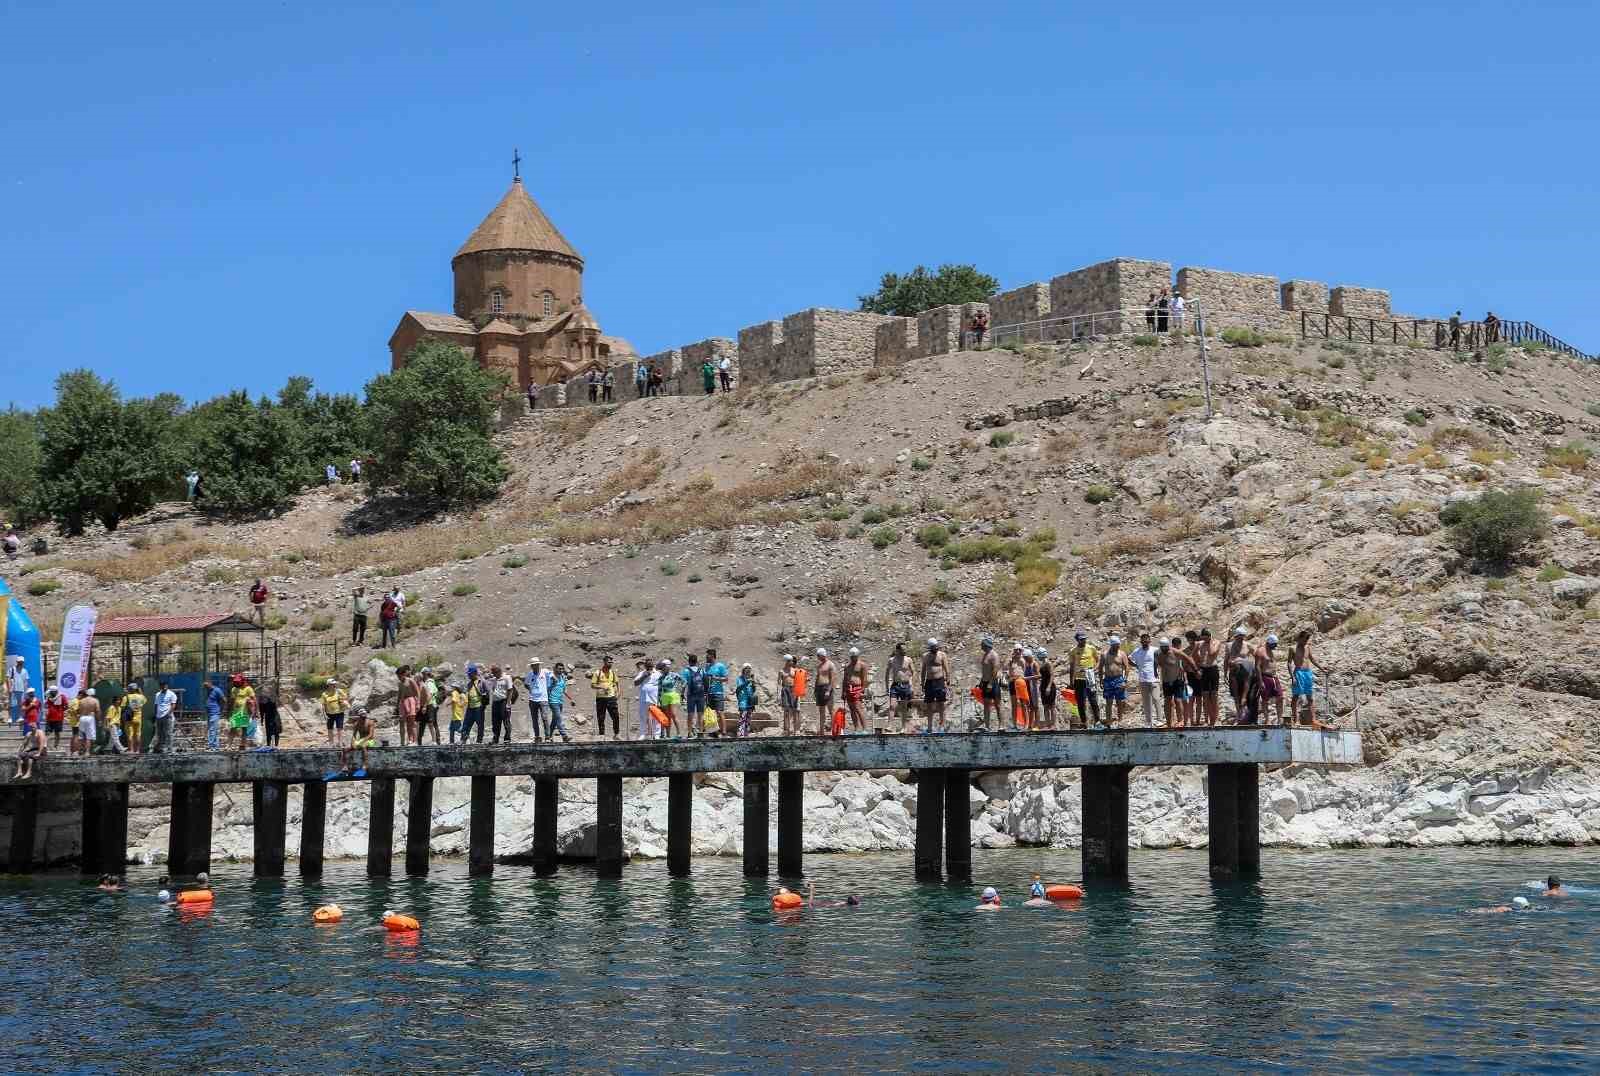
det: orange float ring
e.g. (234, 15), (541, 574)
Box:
(312, 904), (343, 923)
(771, 891), (804, 911)
(382, 912), (420, 933)
(648, 705), (670, 729)
(1045, 884), (1084, 901)
(175, 889), (214, 905)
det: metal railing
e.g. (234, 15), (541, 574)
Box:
(990, 305), (1192, 346)
(1298, 311), (1595, 361)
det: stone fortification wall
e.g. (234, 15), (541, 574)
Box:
(1048, 258), (1172, 337)
(678, 337), (739, 394)
(737, 308), (892, 385)
(1280, 279), (1329, 311)
(874, 318), (918, 365)
(1176, 265), (1286, 332)
(988, 282), (1051, 327)
(609, 358), (640, 400)
(1329, 286), (1392, 318)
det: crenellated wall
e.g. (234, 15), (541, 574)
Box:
(875, 318), (918, 365)
(988, 282), (1051, 327)
(1176, 266), (1286, 332)
(679, 337), (739, 394)
(1049, 258), (1172, 337)
(1280, 279), (1329, 311)
(1329, 286), (1392, 318)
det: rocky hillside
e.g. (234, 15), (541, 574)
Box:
(10, 330), (1600, 859)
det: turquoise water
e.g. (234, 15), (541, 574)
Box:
(3, 847), (1597, 1072)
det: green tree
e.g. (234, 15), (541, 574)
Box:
(857, 263), (998, 317)
(275, 375), (365, 472)
(1440, 488), (1548, 567)
(33, 371), (179, 534)
(0, 407), (42, 525)
(185, 391), (308, 516)
(362, 341), (508, 505)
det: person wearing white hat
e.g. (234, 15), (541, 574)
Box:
(843, 647), (869, 733)
(884, 642), (916, 732)
(813, 648), (838, 736)
(779, 654), (801, 735)
(524, 658), (553, 743)
(921, 638), (950, 734)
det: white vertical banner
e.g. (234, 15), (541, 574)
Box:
(56, 604), (98, 695)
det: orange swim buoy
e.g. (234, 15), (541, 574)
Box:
(792, 668), (808, 696)
(648, 704), (670, 729)
(831, 707), (846, 736)
(970, 684), (983, 702)
(175, 889), (214, 905)
(313, 904), (343, 924)
(382, 912), (420, 932)
(1045, 884), (1084, 901)
(772, 891), (804, 911)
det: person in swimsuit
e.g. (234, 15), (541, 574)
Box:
(1182, 631), (1204, 726)
(1289, 630), (1324, 727)
(12, 722), (46, 780)
(1156, 639), (1199, 728)
(884, 643), (916, 732)
(813, 649), (837, 736)
(921, 639), (950, 734)
(1006, 645), (1027, 729)
(805, 881), (862, 908)
(1544, 875), (1569, 898)
(975, 886), (1002, 911)
(977, 638), (1002, 730)
(1099, 637), (1130, 726)
(396, 665), (419, 746)
(1225, 627), (1250, 722)
(342, 707), (376, 773)
(1255, 635), (1286, 725)
(843, 647), (869, 732)
(1021, 648), (1042, 729)
(779, 654), (801, 735)
(1035, 648), (1056, 729)
(1193, 627), (1223, 726)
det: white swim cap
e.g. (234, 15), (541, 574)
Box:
(848, 646), (860, 656)
(383, 908), (394, 918)
(1513, 896), (1530, 908)
(1234, 626), (1247, 636)
(816, 648), (827, 657)
(158, 890), (171, 903)
(1266, 634), (1279, 645)
(927, 637), (939, 648)
(981, 886), (998, 901)
(783, 653), (794, 661)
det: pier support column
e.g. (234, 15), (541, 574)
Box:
(914, 769), (943, 881)
(405, 777), (433, 876)
(469, 776), (496, 877)
(777, 771), (803, 878)
(1207, 764), (1242, 879)
(299, 781), (326, 878)
(367, 777), (395, 878)
(943, 769), (972, 882)
(4, 786), (38, 872)
(595, 775), (623, 879)
(1081, 765), (1131, 880)
(251, 780), (288, 878)
(81, 784), (128, 875)
(743, 771), (770, 878)
(667, 773), (693, 878)
(533, 776), (559, 877)
(1230, 763), (1261, 875)
(168, 781), (213, 877)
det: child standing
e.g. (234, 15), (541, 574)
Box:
(448, 681), (466, 744)
(736, 663), (758, 738)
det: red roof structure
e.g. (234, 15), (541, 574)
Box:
(95, 612), (261, 636)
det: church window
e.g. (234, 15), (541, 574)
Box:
(490, 290), (505, 315)
(542, 293), (554, 317)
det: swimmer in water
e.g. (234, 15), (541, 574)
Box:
(1024, 874), (1053, 907)
(1470, 897), (1531, 914)
(97, 874), (122, 892)
(804, 881), (861, 909)
(1544, 875), (1569, 898)
(975, 886), (1001, 911)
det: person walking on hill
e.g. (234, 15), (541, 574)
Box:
(648, 363), (664, 397)
(351, 586), (369, 646)
(1449, 310), (1463, 350)
(325, 462), (339, 486)
(378, 590), (399, 648)
(587, 369), (599, 404)
(1484, 311), (1500, 344)
(350, 458), (362, 482)
(387, 586), (406, 638)
(813, 648), (838, 736)
(885, 642), (916, 731)
(921, 639), (950, 734)
(1144, 293), (1157, 333)
(1170, 292), (1186, 334)
(248, 578), (269, 626)
(1155, 291), (1170, 334)
(590, 656), (620, 740)
(977, 638), (1002, 730)
(968, 308), (989, 349)
(843, 647), (869, 732)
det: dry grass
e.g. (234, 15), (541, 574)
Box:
(287, 517), (533, 578)
(1546, 441), (1593, 474)
(1146, 499), (1180, 523)
(1433, 425), (1492, 451)
(561, 448), (665, 513)
(1468, 446), (1510, 466)
(1112, 428), (1165, 460)
(1044, 431), (1080, 461)
(72, 538), (257, 584)
(544, 411), (593, 448)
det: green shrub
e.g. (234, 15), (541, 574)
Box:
(1402, 409), (1427, 427)
(1028, 528), (1058, 549)
(988, 431), (1015, 448)
(915, 523), (951, 549)
(1085, 484), (1115, 504)
(687, 572), (703, 583)
(263, 613), (287, 631)
(1546, 440), (1593, 473)
(993, 519), (1022, 538)
(910, 457), (932, 472)
(451, 583), (479, 597)
(26, 578), (60, 596)
(1144, 574), (1166, 594)
(660, 560), (680, 576)
(1131, 334), (1159, 347)
(870, 527), (900, 550)
(1440, 489), (1547, 566)
(1221, 327), (1265, 348)
(929, 580), (956, 603)
(283, 551), (303, 564)
(1586, 403), (1600, 419)
(296, 670), (336, 693)
(826, 505), (852, 521)
(1536, 563), (1567, 583)
(860, 507), (887, 525)
(502, 554), (528, 569)
(845, 525), (864, 539)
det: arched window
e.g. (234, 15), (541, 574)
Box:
(542, 293), (554, 317)
(490, 290), (505, 315)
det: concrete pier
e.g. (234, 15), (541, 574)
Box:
(667, 773), (692, 877)
(406, 776), (433, 876)
(595, 775), (623, 878)
(777, 770), (803, 878)
(1081, 765), (1131, 880)
(4, 786), (38, 871)
(743, 771), (769, 877)
(533, 776), (559, 876)
(367, 776), (395, 878)
(168, 781), (213, 876)
(469, 775), (495, 877)
(914, 769), (943, 881)
(82, 783), (129, 876)
(943, 769), (971, 882)
(251, 780), (288, 878)
(1208, 763), (1261, 879)
(299, 781), (326, 878)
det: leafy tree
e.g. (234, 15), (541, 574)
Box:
(362, 341), (508, 506)
(0, 407), (42, 525)
(1440, 489), (1547, 567)
(858, 263), (998, 317)
(184, 391), (308, 516)
(275, 375), (365, 472)
(33, 371), (179, 534)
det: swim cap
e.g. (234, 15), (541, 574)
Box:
(1266, 634), (1279, 646)
(981, 886), (998, 901)
(1234, 626), (1246, 636)
(816, 648), (827, 657)
(158, 890), (172, 903)
(927, 637), (939, 647)
(1108, 635), (1121, 646)
(1513, 896), (1530, 908)
(1035, 647), (1047, 658)
(981, 637), (993, 648)
(848, 646), (860, 656)
(783, 653), (794, 661)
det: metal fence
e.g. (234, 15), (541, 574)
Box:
(1297, 311), (1594, 361)
(84, 637), (342, 700)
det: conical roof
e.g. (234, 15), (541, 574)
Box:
(454, 178), (581, 263)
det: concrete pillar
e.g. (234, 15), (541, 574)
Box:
(1236, 763), (1261, 875)
(777, 770), (803, 878)
(595, 775), (623, 879)
(168, 781), (213, 877)
(667, 773), (692, 878)
(534, 776), (559, 877)
(943, 769), (971, 882)
(367, 777), (395, 878)
(405, 776), (433, 876)
(299, 781), (326, 878)
(469, 775), (495, 877)
(743, 771), (770, 877)
(251, 780), (289, 878)
(1081, 765), (1132, 880)
(1207, 764), (1241, 879)
(4, 786), (38, 872)
(81, 784), (129, 876)
(914, 769), (943, 881)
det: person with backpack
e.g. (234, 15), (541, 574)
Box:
(682, 654), (707, 737)
(490, 664), (516, 744)
(248, 578), (269, 626)
(378, 590), (400, 648)
(704, 647), (729, 732)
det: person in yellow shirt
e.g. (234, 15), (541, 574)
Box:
(589, 656), (620, 740)
(123, 686), (148, 754)
(1067, 631), (1102, 729)
(447, 683), (467, 744)
(228, 675), (256, 751)
(320, 680), (350, 748)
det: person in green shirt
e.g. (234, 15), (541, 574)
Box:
(701, 360), (716, 395)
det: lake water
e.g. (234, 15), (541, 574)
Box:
(3, 846), (1596, 1072)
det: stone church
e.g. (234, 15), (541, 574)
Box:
(388, 176), (635, 387)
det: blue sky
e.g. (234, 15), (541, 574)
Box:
(3, 1), (1595, 407)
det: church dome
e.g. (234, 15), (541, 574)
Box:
(454, 178), (582, 265)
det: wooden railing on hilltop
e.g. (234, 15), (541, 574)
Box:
(1298, 311), (1594, 362)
